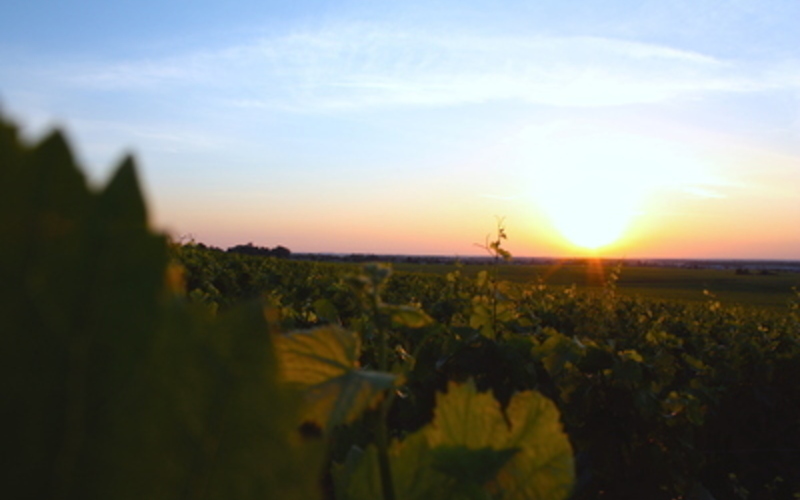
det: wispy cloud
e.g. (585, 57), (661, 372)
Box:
(39, 23), (800, 111)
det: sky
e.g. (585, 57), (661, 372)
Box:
(2, 0), (799, 259)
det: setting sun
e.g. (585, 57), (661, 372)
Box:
(2, 0), (799, 260)
(544, 195), (634, 251)
(521, 125), (720, 253)
(4, 2), (800, 496)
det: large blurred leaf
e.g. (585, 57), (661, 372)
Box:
(81, 301), (323, 500)
(0, 116), (320, 500)
(276, 325), (396, 430)
(0, 126), (165, 499)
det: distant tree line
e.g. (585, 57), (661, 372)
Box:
(190, 241), (292, 259)
(227, 242), (291, 259)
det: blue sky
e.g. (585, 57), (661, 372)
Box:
(2, 0), (799, 258)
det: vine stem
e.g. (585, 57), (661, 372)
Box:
(376, 397), (396, 500)
(371, 287), (396, 500)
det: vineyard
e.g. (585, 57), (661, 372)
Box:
(3, 115), (799, 499)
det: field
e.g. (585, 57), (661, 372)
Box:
(6, 119), (800, 500)
(392, 261), (800, 310)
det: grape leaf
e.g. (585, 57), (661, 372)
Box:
(335, 380), (574, 500)
(382, 304), (434, 328)
(1, 116), (321, 500)
(275, 326), (396, 430)
(427, 381), (574, 500)
(492, 388), (575, 499)
(334, 432), (454, 500)
(431, 445), (519, 488)
(425, 381), (510, 450)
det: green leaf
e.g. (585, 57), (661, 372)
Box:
(95, 156), (148, 225)
(362, 262), (393, 290)
(533, 329), (583, 377)
(276, 326), (396, 430)
(313, 298), (340, 324)
(336, 380), (574, 500)
(425, 381), (510, 450)
(1, 117), (321, 500)
(493, 388), (575, 500)
(496, 248), (512, 262)
(118, 302), (323, 500)
(335, 433), (455, 500)
(476, 270), (489, 288)
(431, 445), (519, 487)
(425, 381), (573, 499)
(382, 304), (434, 328)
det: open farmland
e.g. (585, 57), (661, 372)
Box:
(392, 261), (800, 310)
(5, 110), (800, 499)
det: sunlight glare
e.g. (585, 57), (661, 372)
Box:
(522, 126), (715, 252)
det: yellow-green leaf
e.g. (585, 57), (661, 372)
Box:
(426, 381), (509, 450)
(427, 381), (573, 499)
(431, 445), (519, 487)
(275, 326), (396, 430)
(336, 380), (574, 500)
(494, 389), (575, 500)
(313, 298), (340, 324)
(334, 433), (454, 500)
(382, 304), (434, 328)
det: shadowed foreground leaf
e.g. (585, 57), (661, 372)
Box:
(0, 116), (321, 500)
